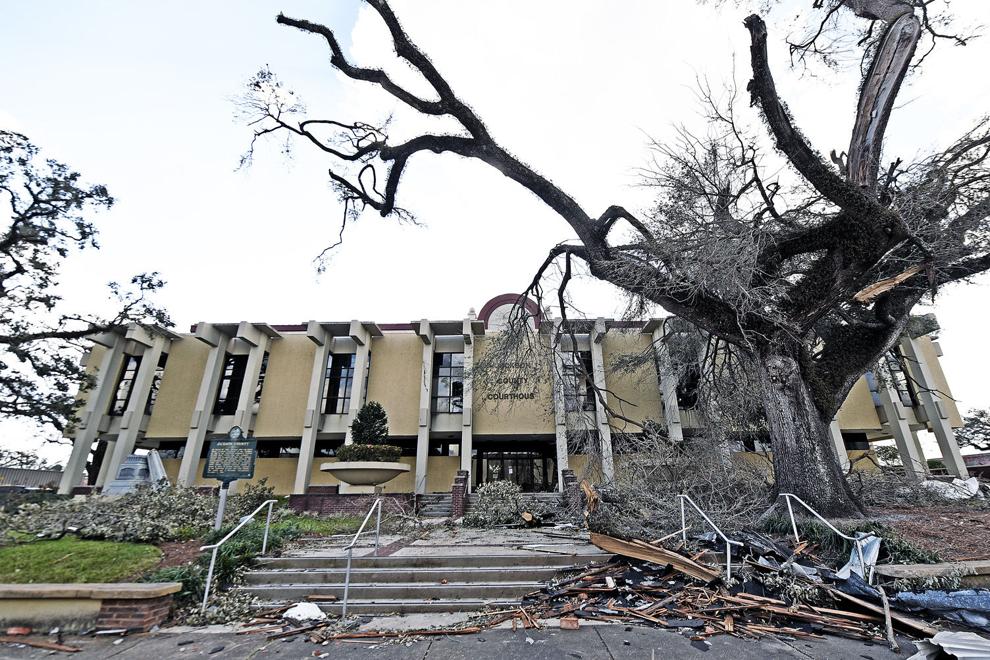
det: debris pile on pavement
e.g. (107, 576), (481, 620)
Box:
(508, 530), (939, 647)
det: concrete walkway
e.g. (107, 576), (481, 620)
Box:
(0, 626), (917, 659)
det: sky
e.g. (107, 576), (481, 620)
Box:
(1, 1), (988, 464)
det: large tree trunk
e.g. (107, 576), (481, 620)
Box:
(755, 351), (861, 518)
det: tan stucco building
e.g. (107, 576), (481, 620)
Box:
(58, 295), (968, 496)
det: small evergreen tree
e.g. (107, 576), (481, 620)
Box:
(350, 401), (389, 445)
(337, 401), (401, 462)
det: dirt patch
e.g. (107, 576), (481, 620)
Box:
(156, 539), (203, 570)
(877, 506), (990, 561)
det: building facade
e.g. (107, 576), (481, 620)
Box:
(57, 295), (969, 496)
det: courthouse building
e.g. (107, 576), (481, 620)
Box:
(57, 295), (969, 496)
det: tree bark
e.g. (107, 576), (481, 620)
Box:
(755, 350), (861, 517)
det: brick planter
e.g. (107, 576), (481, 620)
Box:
(0, 583), (181, 633)
(561, 469), (582, 513)
(288, 487), (414, 516)
(451, 470), (469, 519)
(97, 594), (173, 631)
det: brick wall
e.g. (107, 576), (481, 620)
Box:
(96, 594), (173, 632)
(561, 469), (582, 513)
(288, 489), (414, 516)
(450, 470), (468, 518)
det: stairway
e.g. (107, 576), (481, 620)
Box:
(417, 493), (453, 518)
(241, 551), (608, 614)
(464, 491), (567, 515)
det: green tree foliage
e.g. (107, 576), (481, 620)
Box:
(337, 401), (400, 461)
(956, 409), (990, 452)
(0, 130), (169, 462)
(0, 447), (59, 470)
(349, 400), (389, 445)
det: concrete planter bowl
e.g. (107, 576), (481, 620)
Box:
(320, 461), (410, 486)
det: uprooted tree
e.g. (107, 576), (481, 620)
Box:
(241, 1), (990, 516)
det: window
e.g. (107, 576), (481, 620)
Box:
(254, 351), (270, 405)
(562, 351), (594, 412)
(108, 355), (142, 416)
(885, 349), (918, 408)
(256, 439), (301, 457)
(676, 364), (701, 410)
(432, 353), (464, 413)
(323, 353), (355, 414)
(144, 353), (169, 415)
(213, 353), (248, 415)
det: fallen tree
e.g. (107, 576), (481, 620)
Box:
(242, 1), (990, 516)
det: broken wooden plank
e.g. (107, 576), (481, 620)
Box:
(589, 532), (719, 582)
(826, 588), (938, 637)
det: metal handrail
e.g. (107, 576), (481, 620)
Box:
(777, 493), (878, 583)
(199, 499), (278, 612)
(341, 497), (384, 618)
(677, 494), (744, 581)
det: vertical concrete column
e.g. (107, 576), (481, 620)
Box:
(876, 376), (928, 479)
(550, 321), (569, 492)
(899, 337), (968, 477)
(104, 331), (168, 487)
(294, 322), (331, 494)
(460, 319), (475, 486)
(95, 440), (117, 487)
(177, 323), (229, 486)
(232, 323), (272, 433)
(590, 318), (615, 481)
(827, 419), (851, 471)
(58, 335), (126, 495)
(651, 323), (684, 443)
(344, 321), (371, 445)
(414, 321), (434, 495)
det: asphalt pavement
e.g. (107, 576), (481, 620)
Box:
(0, 625), (918, 659)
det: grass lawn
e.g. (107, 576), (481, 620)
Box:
(0, 537), (162, 583)
(274, 514), (363, 536)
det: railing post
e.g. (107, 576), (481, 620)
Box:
(374, 498), (382, 556)
(262, 500), (274, 555)
(784, 495), (799, 544)
(343, 546), (353, 618)
(201, 547), (219, 613)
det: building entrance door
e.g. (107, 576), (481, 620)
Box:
(474, 445), (557, 492)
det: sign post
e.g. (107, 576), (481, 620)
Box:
(203, 426), (257, 531)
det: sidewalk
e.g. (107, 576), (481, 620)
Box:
(0, 625), (916, 659)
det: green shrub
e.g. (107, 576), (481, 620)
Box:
(335, 443), (402, 462)
(761, 515), (941, 565)
(464, 480), (521, 527)
(0, 479), (281, 545)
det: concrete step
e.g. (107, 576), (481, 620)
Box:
(244, 565), (570, 585)
(255, 553), (609, 570)
(240, 581), (542, 601)
(255, 598), (521, 614)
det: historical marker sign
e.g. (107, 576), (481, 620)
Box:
(203, 426), (257, 484)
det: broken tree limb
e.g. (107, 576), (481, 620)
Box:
(589, 532), (719, 582)
(853, 264), (923, 303)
